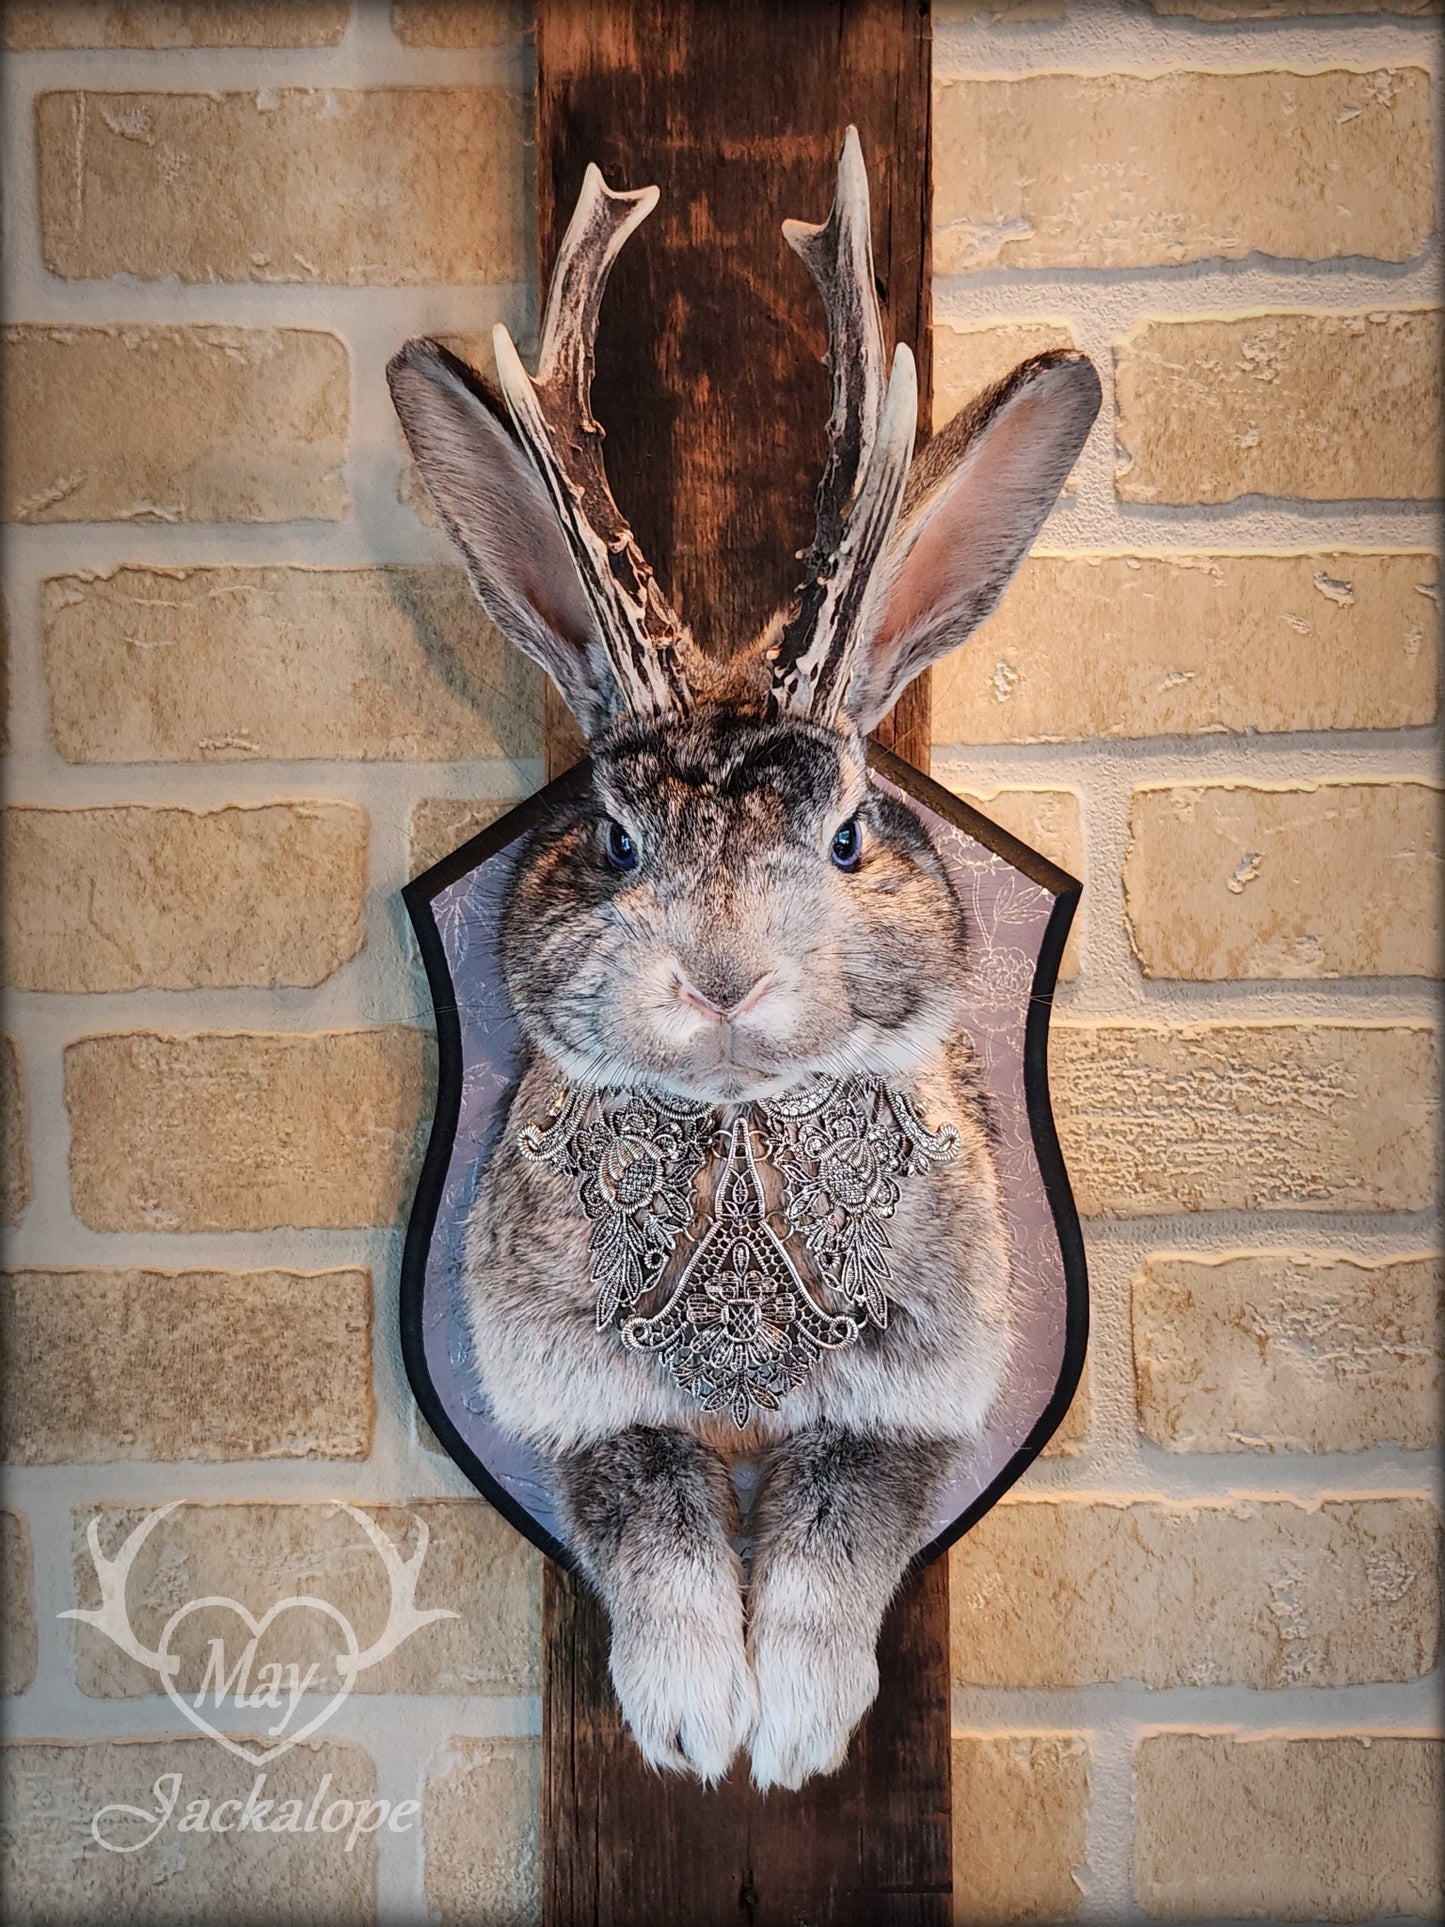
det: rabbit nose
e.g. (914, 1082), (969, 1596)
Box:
(674, 970), (777, 1023)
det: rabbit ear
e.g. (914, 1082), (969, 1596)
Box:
(388, 338), (618, 736)
(845, 351), (1101, 733)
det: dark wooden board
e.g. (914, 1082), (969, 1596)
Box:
(544, 1558), (951, 1927)
(538, 0), (932, 780)
(535, 4), (948, 1920)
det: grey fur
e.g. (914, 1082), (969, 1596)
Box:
(748, 1428), (955, 1786)
(552, 1427), (755, 1783)
(391, 138), (1099, 1790)
(462, 704), (1012, 1787)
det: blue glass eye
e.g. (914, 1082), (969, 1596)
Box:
(605, 820), (639, 872)
(831, 817), (862, 870)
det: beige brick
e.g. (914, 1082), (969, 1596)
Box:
(1, 1268), (373, 1465)
(65, 1029), (429, 1233)
(1040, 1364), (1090, 1458)
(1116, 310), (1443, 505)
(44, 566), (541, 765)
(1125, 781), (1441, 981)
(75, 1502), (540, 1698)
(934, 321), (1084, 497)
(1, 1033), (32, 1228)
(392, 0), (529, 43)
(1, 803), (368, 993)
(951, 1735), (1087, 1924)
(39, 89), (530, 287)
(3, 326), (347, 525)
(411, 797), (522, 876)
(934, 320), (1077, 427)
(3, 2), (348, 46)
(951, 1496), (1440, 1688)
(1052, 1021), (1437, 1218)
(1150, 0), (1440, 14)
(935, 70), (1432, 273)
(1134, 1733), (1443, 1921)
(0, 595), (10, 756)
(1, 1738), (377, 1917)
(1133, 1251), (1442, 1455)
(1, 1512), (37, 1696)
(937, 781), (1084, 979)
(423, 1738), (541, 1926)
(938, 0), (1065, 18)
(933, 550), (1439, 744)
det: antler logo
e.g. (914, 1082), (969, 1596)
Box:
(64, 1503), (458, 1764)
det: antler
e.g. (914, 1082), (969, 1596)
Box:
(492, 165), (694, 722)
(335, 1504), (458, 1678)
(61, 1504), (182, 1675)
(770, 127), (918, 724)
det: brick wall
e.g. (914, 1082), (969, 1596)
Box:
(933, 4), (1441, 1920)
(0, 2), (1438, 1921)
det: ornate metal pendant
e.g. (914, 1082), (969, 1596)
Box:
(623, 1119), (856, 1430)
(758, 1079), (961, 1330)
(518, 1074), (959, 1426)
(517, 1084), (712, 1326)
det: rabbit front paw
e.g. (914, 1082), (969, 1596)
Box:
(609, 1604), (757, 1784)
(747, 1613), (880, 1792)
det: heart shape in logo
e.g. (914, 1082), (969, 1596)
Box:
(156, 1594), (360, 1766)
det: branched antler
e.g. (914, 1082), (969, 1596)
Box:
(492, 166), (694, 722)
(60, 1503), (182, 1675)
(770, 127), (917, 723)
(335, 1504), (459, 1678)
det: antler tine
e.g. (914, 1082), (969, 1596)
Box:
(772, 127), (917, 723)
(783, 129), (887, 572)
(492, 164), (693, 722)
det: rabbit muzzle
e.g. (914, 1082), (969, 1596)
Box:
(672, 967), (779, 1023)
(646, 953), (829, 1103)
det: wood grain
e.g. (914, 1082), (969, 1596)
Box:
(539, 0), (932, 780)
(536, 5), (948, 1920)
(544, 1557), (952, 1927)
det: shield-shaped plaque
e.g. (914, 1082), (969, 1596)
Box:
(401, 743), (1087, 1569)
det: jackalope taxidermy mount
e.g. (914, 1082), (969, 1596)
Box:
(389, 131), (1099, 1791)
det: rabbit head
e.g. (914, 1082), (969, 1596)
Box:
(389, 131), (1099, 1105)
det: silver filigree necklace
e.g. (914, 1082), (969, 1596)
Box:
(518, 1076), (959, 1428)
